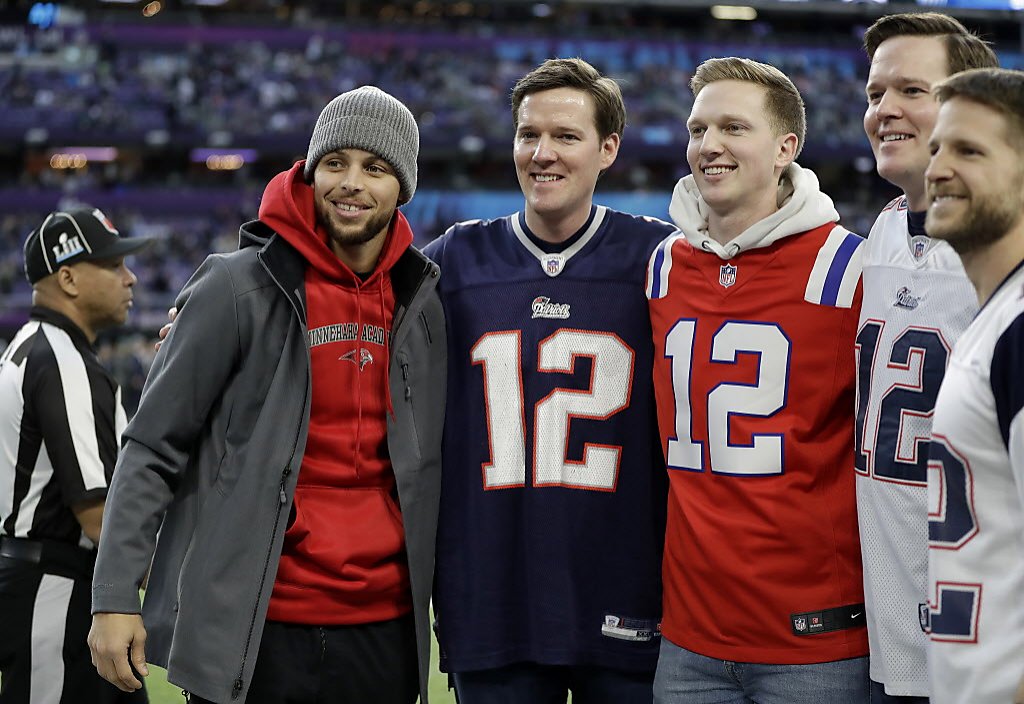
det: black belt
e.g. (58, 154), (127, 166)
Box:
(0, 535), (96, 581)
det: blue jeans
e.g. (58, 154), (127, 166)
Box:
(453, 662), (656, 704)
(654, 638), (868, 704)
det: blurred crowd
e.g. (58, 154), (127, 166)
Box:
(3, 16), (991, 406)
(0, 23), (878, 156)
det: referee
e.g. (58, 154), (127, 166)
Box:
(0, 207), (151, 704)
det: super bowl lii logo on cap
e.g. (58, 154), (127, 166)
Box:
(52, 232), (86, 263)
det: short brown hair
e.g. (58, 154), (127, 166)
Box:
(935, 68), (1024, 150)
(864, 12), (998, 75)
(690, 57), (806, 158)
(510, 58), (626, 140)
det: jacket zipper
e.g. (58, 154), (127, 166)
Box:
(233, 269), (310, 699)
(232, 437), (301, 698)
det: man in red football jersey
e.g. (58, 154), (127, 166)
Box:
(646, 57), (868, 702)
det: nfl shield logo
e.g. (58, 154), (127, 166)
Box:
(719, 263), (737, 288)
(543, 254), (566, 277)
(794, 617), (807, 632)
(92, 207), (120, 236)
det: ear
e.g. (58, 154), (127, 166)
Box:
(775, 132), (799, 173)
(55, 265), (80, 298)
(599, 132), (621, 171)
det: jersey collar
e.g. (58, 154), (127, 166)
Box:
(29, 305), (93, 351)
(510, 205), (607, 278)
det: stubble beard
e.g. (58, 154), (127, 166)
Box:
(315, 199), (393, 250)
(928, 190), (1023, 257)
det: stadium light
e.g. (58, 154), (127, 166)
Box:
(710, 5), (758, 20)
(190, 148), (257, 171)
(48, 147), (118, 170)
(50, 154), (87, 169)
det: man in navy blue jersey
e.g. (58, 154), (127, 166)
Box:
(425, 58), (674, 704)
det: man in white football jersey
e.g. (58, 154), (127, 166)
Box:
(857, 13), (997, 703)
(924, 66), (1024, 704)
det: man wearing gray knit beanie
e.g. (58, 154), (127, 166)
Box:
(305, 85), (419, 204)
(89, 86), (445, 704)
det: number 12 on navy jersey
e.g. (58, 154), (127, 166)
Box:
(663, 319), (791, 475)
(472, 328), (634, 491)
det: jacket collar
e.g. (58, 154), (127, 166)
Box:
(247, 218), (438, 331)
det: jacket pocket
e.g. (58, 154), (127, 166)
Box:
(394, 351), (424, 465)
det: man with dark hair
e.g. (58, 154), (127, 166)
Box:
(427, 57), (674, 703)
(648, 56), (868, 702)
(864, 12), (1000, 75)
(924, 66), (1024, 704)
(87, 86), (446, 704)
(0, 206), (150, 704)
(857, 13), (997, 703)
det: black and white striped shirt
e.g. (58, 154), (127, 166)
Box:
(0, 306), (126, 548)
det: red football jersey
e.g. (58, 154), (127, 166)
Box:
(646, 222), (868, 664)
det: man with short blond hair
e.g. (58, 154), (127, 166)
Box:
(648, 56), (868, 702)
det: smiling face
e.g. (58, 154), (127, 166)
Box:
(313, 148), (401, 257)
(686, 80), (797, 230)
(925, 96), (1024, 255)
(864, 35), (951, 210)
(513, 87), (620, 241)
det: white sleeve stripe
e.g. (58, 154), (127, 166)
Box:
(44, 326), (107, 491)
(804, 226), (864, 308)
(804, 229), (843, 304)
(646, 233), (684, 300)
(836, 238), (865, 308)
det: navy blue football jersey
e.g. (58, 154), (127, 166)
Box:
(424, 205), (674, 673)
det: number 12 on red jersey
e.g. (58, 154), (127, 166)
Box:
(663, 319), (791, 476)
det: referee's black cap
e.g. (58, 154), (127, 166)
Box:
(24, 206), (153, 284)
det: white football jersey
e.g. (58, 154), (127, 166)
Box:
(928, 261), (1024, 704)
(855, 197), (977, 696)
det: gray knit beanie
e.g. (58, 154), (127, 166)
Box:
(304, 86), (419, 204)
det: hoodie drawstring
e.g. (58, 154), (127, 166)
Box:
(354, 285), (363, 479)
(352, 276), (395, 477)
(380, 278), (395, 420)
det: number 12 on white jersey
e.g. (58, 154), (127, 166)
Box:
(472, 329), (634, 492)
(664, 319), (791, 476)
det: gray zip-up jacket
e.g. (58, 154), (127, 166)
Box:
(92, 222), (446, 703)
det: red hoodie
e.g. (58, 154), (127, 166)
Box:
(261, 162), (413, 625)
